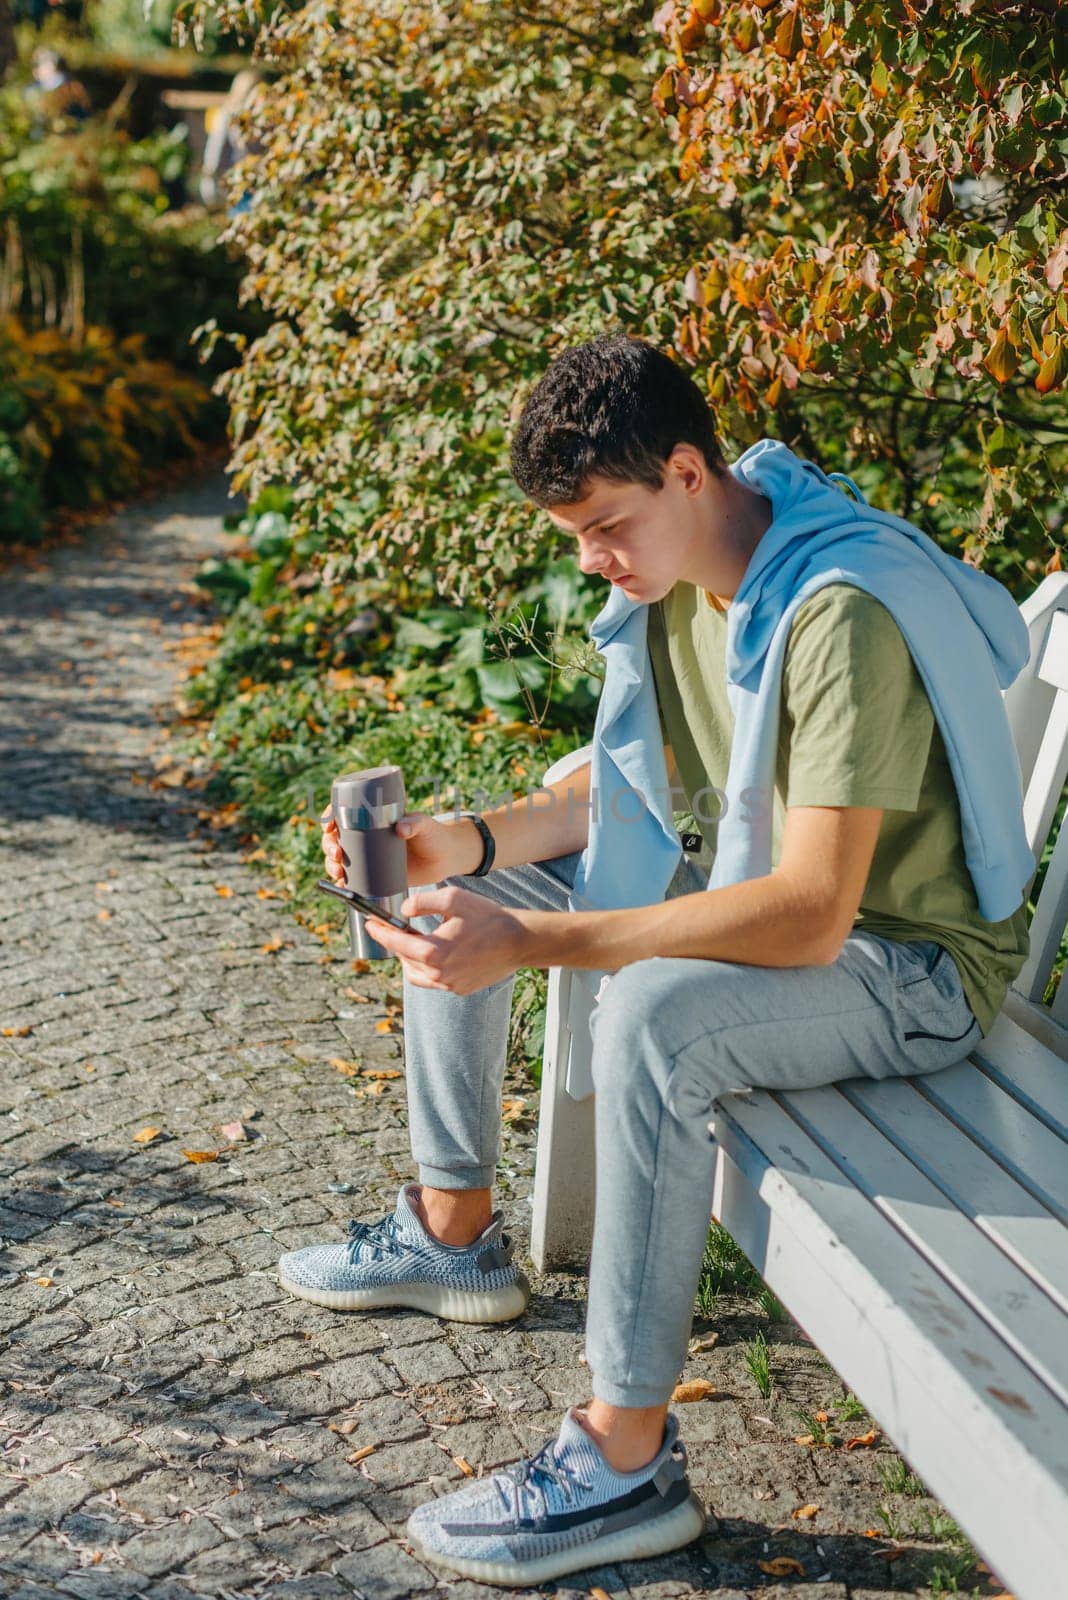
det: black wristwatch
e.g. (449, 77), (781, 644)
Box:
(452, 810), (496, 877)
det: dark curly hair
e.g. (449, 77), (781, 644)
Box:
(509, 334), (724, 508)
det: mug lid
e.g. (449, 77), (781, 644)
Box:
(331, 764), (405, 808)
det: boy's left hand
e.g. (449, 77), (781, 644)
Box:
(365, 885), (534, 994)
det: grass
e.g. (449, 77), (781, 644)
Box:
(742, 1330), (772, 1398)
(792, 1406), (835, 1447)
(757, 1284), (789, 1322)
(837, 1391), (868, 1422)
(878, 1456), (927, 1496)
(694, 1221), (761, 1316)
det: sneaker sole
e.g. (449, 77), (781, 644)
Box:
(406, 1489), (706, 1586)
(277, 1269), (531, 1324)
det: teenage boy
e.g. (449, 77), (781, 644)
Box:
(279, 336), (1032, 1587)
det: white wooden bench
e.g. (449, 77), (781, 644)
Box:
(530, 572), (1068, 1600)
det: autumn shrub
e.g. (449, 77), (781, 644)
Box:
(650, 0), (1068, 589)
(179, 0), (712, 604)
(0, 315), (220, 541)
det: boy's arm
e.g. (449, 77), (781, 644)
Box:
(448, 739), (681, 873)
(516, 803), (884, 970)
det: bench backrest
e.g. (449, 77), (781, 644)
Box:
(1001, 573), (1068, 1032)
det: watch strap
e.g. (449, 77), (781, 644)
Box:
(454, 810), (496, 876)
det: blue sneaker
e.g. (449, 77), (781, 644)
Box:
(276, 1183), (529, 1324)
(405, 1407), (706, 1586)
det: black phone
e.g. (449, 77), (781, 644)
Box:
(316, 878), (412, 931)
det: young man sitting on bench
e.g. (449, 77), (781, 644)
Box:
(278, 334), (1032, 1588)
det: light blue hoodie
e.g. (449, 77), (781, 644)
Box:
(567, 438), (1035, 939)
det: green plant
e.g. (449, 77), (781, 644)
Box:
(875, 1502), (904, 1540)
(879, 1457), (926, 1497)
(792, 1406), (835, 1447)
(757, 1285), (789, 1323)
(742, 1330), (772, 1399)
(926, 1552), (980, 1596)
(837, 1392), (868, 1423)
(695, 1222), (761, 1318)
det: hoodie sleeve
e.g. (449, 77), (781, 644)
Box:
(780, 584), (935, 811)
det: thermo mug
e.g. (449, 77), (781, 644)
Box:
(330, 765), (408, 960)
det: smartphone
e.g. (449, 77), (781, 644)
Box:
(317, 877), (412, 931)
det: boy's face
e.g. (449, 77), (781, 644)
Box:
(543, 446), (717, 605)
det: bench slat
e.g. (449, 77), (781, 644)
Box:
(1016, 800), (1068, 1003)
(713, 1091), (1068, 1600)
(916, 1061), (1068, 1227)
(777, 1084), (1068, 1408)
(842, 1076), (1068, 1315)
(973, 1013), (1068, 1142)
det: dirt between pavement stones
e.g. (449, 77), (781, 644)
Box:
(0, 475), (982, 1598)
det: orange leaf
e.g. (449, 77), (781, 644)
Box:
(343, 987), (371, 1003)
(132, 1126), (161, 1144)
(2, 1025), (32, 1037)
(773, 8), (804, 59)
(502, 1097), (528, 1121)
(329, 1057), (362, 1076)
(983, 326), (1020, 384)
(792, 1503), (819, 1519)
(374, 1020), (394, 1034)
(813, 1410), (828, 1423)
(845, 1427), (880, 1450)
(214, 884), (234, 898)
(759, 1557), (805, 1577)
(346, 1444), (376, 1464)
(34, 1276), (54, 1287)
(256, 887), (280, 899)
(97, 908), (113, 921)
(671, 1378), (716, 1403)
(260, 936), (285, 953)
(453, 1456), (474, 1477)
(182, 1149), (219, 1163)
(363, 1068), (402, 1080)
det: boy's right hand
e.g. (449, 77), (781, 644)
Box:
(320, 807), (482, 887)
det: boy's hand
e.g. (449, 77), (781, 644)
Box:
(319, 807), (481, 887)
(366, 885), (533, 995)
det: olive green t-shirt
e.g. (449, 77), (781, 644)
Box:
(646, 581), (1029, 1037)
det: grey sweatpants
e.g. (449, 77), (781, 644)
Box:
(401, 848), (982, 1407)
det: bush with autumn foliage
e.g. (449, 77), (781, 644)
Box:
(651, 0), (1067, 584)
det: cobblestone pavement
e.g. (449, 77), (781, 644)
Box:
(1, 480), (958, 1599)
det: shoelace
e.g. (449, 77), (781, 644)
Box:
(345, 1213), (406, 1263)
(496, 1439), (592, 1517)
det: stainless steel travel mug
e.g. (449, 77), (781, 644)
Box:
(330, 765), (408, 960)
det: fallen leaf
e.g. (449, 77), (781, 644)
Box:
(759, 1557), (805, 1577)
(358, 1081), (387, 1097)
(363, 1068), (402, 1080)
(256, 887), (280, 899)
(351, 959), (370, 974)
(328, 1419), (359, 1436)
(96, 909), (113, 921)
(453, 1456), (474, 1477)
(813, 1410), (829, 1423)
(671, 1378), (716, 1403)
(343, 987), (371, 1003)
(83, 1062), (95, 1074)
(501, 1097), (528, 1121)
(220, 1121), (247, 1142)
(590, 1589), (613, 1600)
(689, 1332), (719, 1353)
(346, 1444), (376, 1464)
(329, 1057), (362, 1077)
(2, 1025), (32, 1037)
(95, 881), (115, 892)
(374, 1019), (394, 1034)
(34, 1276), (54, 1288)
(260, 936), (285, 953)
(132, 1127), (161, 1145)
(792, 1503), (819, 1520)
(862, 1528), (882, 1538)
(844, 1428), (880, 1450)
(214, 884), (234, 898)
(182, 1150), (219, 1163)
